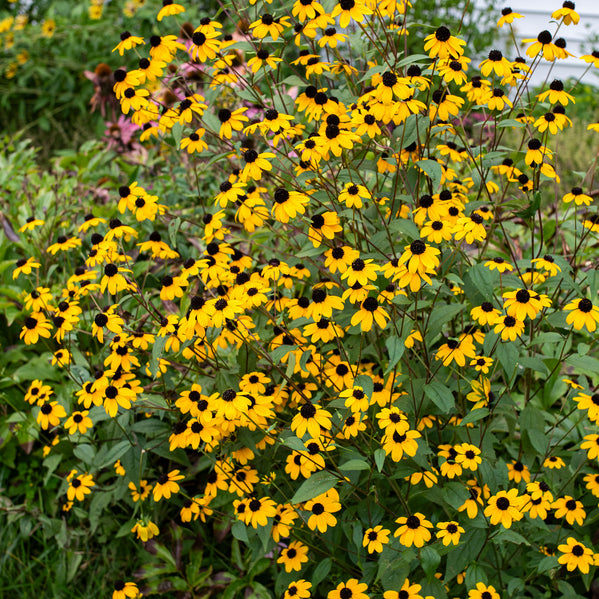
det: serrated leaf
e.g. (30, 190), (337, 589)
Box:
(416, 159), (443, 190)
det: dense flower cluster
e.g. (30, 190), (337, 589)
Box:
(5, 0), (599, 597)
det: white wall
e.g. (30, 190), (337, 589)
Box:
(474, 0), (599, 85)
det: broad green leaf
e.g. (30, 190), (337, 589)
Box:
(291, 471), (338, 504)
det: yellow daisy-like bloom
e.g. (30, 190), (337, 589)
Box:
(285, 580), (312, 599)
(328, 579), (369, 599)
(435, 336), (476, 367)
(362, 525), (390, 553)
(131, 519), (159, 541)
(502, 288), (551, 321)
(330, 0), (373, 28)
(557, 537), (594, 573)
(383, 580), (424, 599)
(112, 31), (144, 55)
(494, 315), (525, 341)
(305, 488), (342, 533)
(423, 26), (466, 59)
(552, 2), (580, 25)
(552, 496), (586, 526)
(112, 580), (140, 599)
(394, 512), (433, 547)
(484, 488), (525, 528)
(564, 298), (599, 332)
(277, 540), (309, 572)
(436, 521), (464, 546)
(537, 79), (575, 105)
(249, 14), (290, 41)
(468, 582), (500, 599)
(497, 7), (523, 27)
(153, 470), (184, 501)
(13, 256), (42, 282)
(64, 411), (93, 435)
(506, 460), (530, 483)
(543, 455), (565, 469)
(157, 0), (185, 21)
(67, 473), (95, 501)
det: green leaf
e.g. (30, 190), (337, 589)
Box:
(537, 555), (559, 574)
(385, 335), (406, 375)
(311, 557), (332, 589)
(73, 443), (95, 465)
(339, 459), (370, 472)
(374, 448), (386, 472)
(88, 491), (112, 533)
(423, 381), (454, 413)
(421, 546), (441, 580)
(97, 440), (131, 469)
(416, 159), (443, 190)
(231, 521), (250, 544)
(291, 471), (338, 504)
(378, 551), (413, 591)
(445, 527), (487, 581)
(149, 335), (168, 377)
(460, 408), (489, 426)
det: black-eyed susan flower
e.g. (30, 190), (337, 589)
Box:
(113, 31), (144, 55)
(383, 580), (424, 599)
(468, 583), (500, 599)
(424, 26), (466, 59)
(157, 0), (185, 21)
(583, 473), (599, 498)
(581, 434), (599, 459)
(436, 521), (464, 546)
(537, 79), (575, 105)
(46, 235), (82, 255)
(330, 0), (373, 28)
(455, 443), (482, 471)
(13, 257), (40, 279)
(305, 488), (341, 533)
(327, 579), (369, 599)
(37, 401), (66, 430)
(503, 288), (551, 320)
(494, 315), (525, 341)
(552, 1), (579, 25)
(351, 297), (389, 332)
(394, 512), (433, 547)
(64, 411), (92, 435)
(436, 336), (476, 367)
(339, 182), (371, 209)
(507, 460), (530, 483)
(497, 7), (523, 27)
(242, 496), (277, 528)
(543, 455), (565, 469)
(480, 50), (513, 77)
(272, 188), (310, 223)
(153, 470), (184, 501)
(129, 480), (152, 502)
(285, 580), (312, 599)
(277, 540), (309, 572)
(112, 581), (139, 599)
(557, 537), (594, 573)
(20, 313), (53, 345)
(552, 496), (586, 525)
(291, 402), (332, 438)
(484, 489), (525, 528)
(564, 298), (599, 331)
(67, 473), (95, 501)
(486, 87), (512, 111)
(249, 14), (290, 40)
(362, 525), (390, 553)
(131, 519), (159, 541)
(19, 217), (45, 232)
